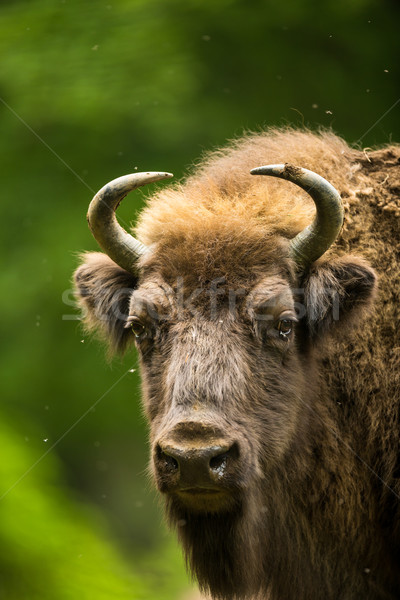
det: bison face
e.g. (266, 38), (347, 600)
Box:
(75, 249), (376, 517)
(126, 272), (305, 515)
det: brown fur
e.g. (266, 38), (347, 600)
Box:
(74, 129), (400, 600)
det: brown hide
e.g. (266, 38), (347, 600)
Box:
(74, 129), (400, 600)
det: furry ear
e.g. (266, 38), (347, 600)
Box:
(74, 252), (138, 355)
(302, 257), (377, 339)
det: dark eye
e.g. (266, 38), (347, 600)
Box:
(276, 319), (293, 340)
(130, 318), (147, 338)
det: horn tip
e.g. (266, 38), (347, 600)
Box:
(250, 164), (285, 176)
(149, 171), (173, 181)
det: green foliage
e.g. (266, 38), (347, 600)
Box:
(0, 416), (190, 599)
(0, 0), (398, 597)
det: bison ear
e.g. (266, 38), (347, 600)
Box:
(301, 257), (377, 339)
(73, 252), (138, 355)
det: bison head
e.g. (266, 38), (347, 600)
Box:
(74, 165), (376, 599)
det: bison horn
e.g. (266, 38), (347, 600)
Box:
(250, 164), (343, 268)
(87, 172), (173, 274)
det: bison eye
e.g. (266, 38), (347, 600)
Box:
(130, 318), (147, 338)
(277, 319), (293, 340)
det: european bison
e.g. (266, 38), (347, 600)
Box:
(74, 129), (400, 600)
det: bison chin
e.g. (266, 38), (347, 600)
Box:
(164, 485), (267, 600)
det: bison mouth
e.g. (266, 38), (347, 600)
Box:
(180, 487), (221, 494)
(173, 485), (237, 513)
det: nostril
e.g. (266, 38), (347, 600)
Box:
(210, 452), (229, 471)
(209, 443), (239, 474)
(156, 444), (179, 473)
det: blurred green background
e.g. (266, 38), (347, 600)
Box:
(0, 0), (398, 597)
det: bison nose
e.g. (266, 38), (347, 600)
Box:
(155, 441), (239, 491)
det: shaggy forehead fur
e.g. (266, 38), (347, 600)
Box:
(134, 129), (353, 263)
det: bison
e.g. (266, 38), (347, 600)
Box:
(74, 128), (400, 600)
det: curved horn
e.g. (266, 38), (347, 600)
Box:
(87, 171), (173, 274)
(250, 164), (343, 268)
